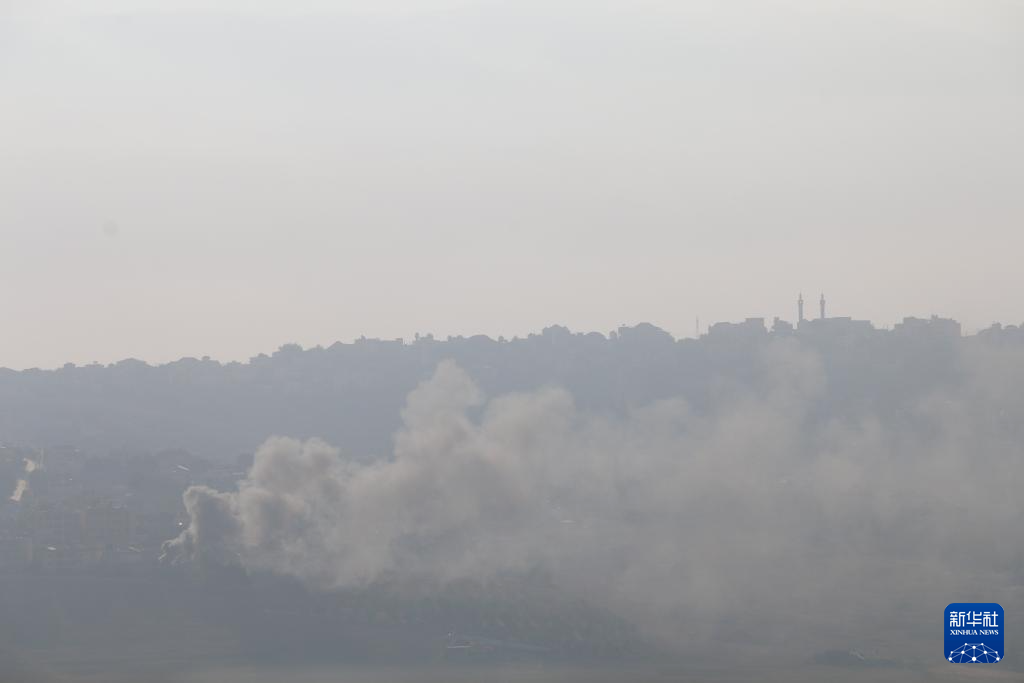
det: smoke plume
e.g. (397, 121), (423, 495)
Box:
(163, 342), (1024, 653)
(9, 458), (38, 503)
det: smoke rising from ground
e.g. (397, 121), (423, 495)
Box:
(162, 341), (1024, 649)
(9, 458), (38, 502)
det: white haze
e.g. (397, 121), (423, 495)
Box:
(2, 0), (1023, 369)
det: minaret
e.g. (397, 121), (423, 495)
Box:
(819, 293), (826, 320)
(797, 293), (804, 323)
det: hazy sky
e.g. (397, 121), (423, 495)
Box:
(2, 0), (1022, 369)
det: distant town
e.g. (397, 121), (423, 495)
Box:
(2, 299), (1022, 578)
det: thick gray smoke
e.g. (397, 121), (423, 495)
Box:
(162, 342), (1024, 652)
